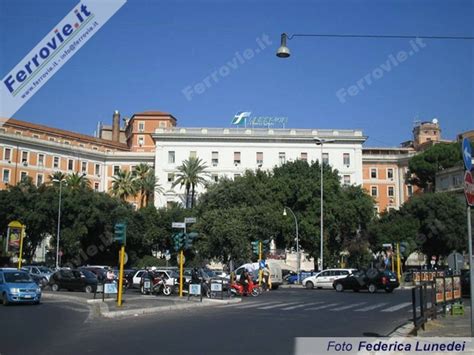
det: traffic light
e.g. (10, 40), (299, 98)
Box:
(184, 232), (198, 250)
(173, 232), (186, 251)
(262, 239), (270, 254)
(114, 223), (127, 245)
(251, 241), (259, 255)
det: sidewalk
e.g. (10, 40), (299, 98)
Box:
(415, 305), (470, 337)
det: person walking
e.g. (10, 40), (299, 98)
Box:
(262, 263), (271, 291)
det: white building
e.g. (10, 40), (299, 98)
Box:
(153, 127), (367, 208)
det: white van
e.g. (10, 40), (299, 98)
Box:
(233, 261), (283, 289)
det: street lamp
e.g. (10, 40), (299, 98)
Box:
(283, 207), (300, 283)
(52, 178), (65, 269)
(313, 137), (334, 271)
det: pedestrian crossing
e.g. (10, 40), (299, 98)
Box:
(217, 299), (413, 313)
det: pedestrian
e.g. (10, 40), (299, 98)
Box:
(262, 263), (271, 291)
(106, 268), (115, 282)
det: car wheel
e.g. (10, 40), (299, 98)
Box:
(335, 283), (344, 292)
(51, 284), (59, 292)
(368, 284), (377, 293)
(305, 281), (314, 289)
(2, 293), (9, 306)
(385, 288), (394, 293)
(84, 285), (93, 293)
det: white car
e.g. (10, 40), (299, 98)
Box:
(302, 268), (357, 289)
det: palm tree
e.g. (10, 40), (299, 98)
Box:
(48, 171), (66, 183)
(133, 163), (151, 208)
(141, 169), (163, 207)
(110, 170), (137, 201)
(65, 172), (90, 190)
(172, 157), (208, 208)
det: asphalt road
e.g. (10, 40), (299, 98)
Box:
(0, 287), (413, 355)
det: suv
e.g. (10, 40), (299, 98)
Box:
(333, 269), (400, 293)
(0, 268), (41, 305)
(302, 269), (357, 289)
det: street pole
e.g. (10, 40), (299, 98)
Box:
(179, 250), (184, 297)
(396, 243), (401, 280)
(284, 207), (300, 283)
(320, 142), (324, 271)
(258, 241), (263, 286)
(467, 206), (473, 337)
(17, 226), (25, 270)
(55, 180), (63, 269)
(117, 245), (125, 306)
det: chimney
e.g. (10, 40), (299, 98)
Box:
(112, 110), (120, 142)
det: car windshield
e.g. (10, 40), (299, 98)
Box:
(169, 270), (179, 278)
(38, 267), (53, 273)
(4, 271), (33, 283)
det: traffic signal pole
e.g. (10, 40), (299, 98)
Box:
(17, 226), (25, 270)
(258, 241), (262, 286)
(179, 250), (184, 297)
(396, 243), (401, 280)
(117, 245), (125, 306)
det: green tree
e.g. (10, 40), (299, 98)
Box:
(133, 164), (163, 208)
(65, 172), (91, 190)
(110, 170), (137, 201)
(172, 157), (209, 208)
(48, 171), (66, 183)
(407, 142), (465, 191)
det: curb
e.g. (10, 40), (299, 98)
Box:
(387, 321), (415, 338)
(42, 292), (93, 303)
(98, 297), (241, 319)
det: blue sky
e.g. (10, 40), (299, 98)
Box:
(0, 0), (472, 146)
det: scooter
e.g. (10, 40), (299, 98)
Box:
(141, 274), (172, 296)
(230, 278), (261, 297)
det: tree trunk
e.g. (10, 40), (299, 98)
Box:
(185, 185), (190, 208)
(191, 184), (195, 208)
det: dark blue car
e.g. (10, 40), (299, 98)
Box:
(287, 271), (316, 284)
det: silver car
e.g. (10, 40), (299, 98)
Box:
(22, 266), (54, 283)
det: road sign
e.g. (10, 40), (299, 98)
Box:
(172, 222), (186, 228)
(382, 243), (392, 248)
(177, 254), (186, 264)
(447, 252), (464, 271)
(259, 260), (266, 269)
(462, 138), (472, 171)
(184, 217), (196, 224)
(464, 171), (474, 206)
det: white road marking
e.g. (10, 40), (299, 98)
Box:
(257, 302), (300, 310)
(305, 303), (339, 311)
(239, 301), (282, 309)
(381, 302), (412, 312)
(355, 302), (388, 312)
(281, 302), (325, 311)
(330, 302), (367, 311)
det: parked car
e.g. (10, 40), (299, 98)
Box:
(30, 273), (49, 288)
(21, 265), (54, 283)
(80, 266), (106, 281)
(131, 269), (147, 288)
(333, 269), (399, 293)
(49, 269), (98, 293)
(0, 268), (41, 305)
(302, 269), (356, 289)
(287, 271), (317, 284)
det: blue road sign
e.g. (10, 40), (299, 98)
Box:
(259, 260), (266, 269)
(462, 138), (472, 171)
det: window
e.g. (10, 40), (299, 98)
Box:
(371, 186), (378, 197)
(168, 151), (175, 164)
(387, 168), (394, 180)
(67, 159), (74, 171)
(234, 174), (241, 179)
(138, 136), (144, 147)
(2, 169), (10, 183)
(131, 165), (136, 174)
(15, 131), (22, 135)
(113, 165), (120, 175)
(343, 175), (350, 185)
(322, 153), (329, 165)
(407, 185), (413, 197)
(92, 146), (98, 151)
(36, 174), (43, 186)
(159, 121), (166, 128)
(343, 153), (350, 166)
(234, 152), (241, 165)
(94, 182), (99, 192)
(167, 173), (174, 183)
(189, 151), (197, 159)
(20, 172), (27, 181)
(388, 186), (395, 197)
(32, 134), (40, 139)
(300, 152), (308, 161)
(256, 152), (263, 166)
(81, 161), (87, 173)
(53, 157), (59, 169)
(38, 154), (44, 166)
(64, 141), (70, 145)
(49, 137), (55, 142)
(138, 121), (145, 132)
(79, 143), (85, 148)
(279, 152), (286, 165)
(95, 164), (100, 176)
(370, 168), (377, 179)
(4, 148), (11, 161)
(212, 174), (218, 182)
(374, 206), (380, 216)
(211, 152), (219, 166)
(21, 151), (28, 164)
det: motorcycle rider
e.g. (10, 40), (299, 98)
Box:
(191, 267), (201, 284)
(239, 269), (250, 295)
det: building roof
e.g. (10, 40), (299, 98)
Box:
(131, 111), (177, 122)
(1, 118), (130, 150)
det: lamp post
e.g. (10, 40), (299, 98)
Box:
(283, 207), (300, 283)
(313, 137), (334, 271)
(52, 178), (65, 269)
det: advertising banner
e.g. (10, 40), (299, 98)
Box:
(445, 277), (453, 302)
(435, 278), (445, 304)
(453, 276), (461, 300)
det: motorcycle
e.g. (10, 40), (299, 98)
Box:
(140, 274), (173, 296)
(230, 278), (261, 297)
